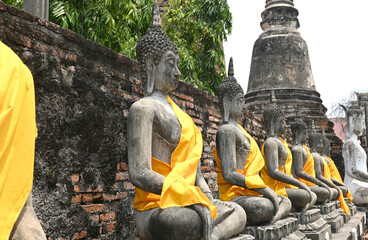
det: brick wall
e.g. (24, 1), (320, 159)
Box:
(0, 3), (269, 239)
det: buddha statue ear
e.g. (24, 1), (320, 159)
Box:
(145, 57), (155, 96)
(223, 96), (231, 123)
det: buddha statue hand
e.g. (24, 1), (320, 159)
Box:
(193, 204), (214, 240)
(327, 187), (334, 201)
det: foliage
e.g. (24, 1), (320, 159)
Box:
(3, 0), (232, 94)
(2, 0), (22, 8)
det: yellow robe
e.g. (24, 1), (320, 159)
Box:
(260, 138), (296, 197)
(0, 41), (37, 239)
(326, 157), (353, 202)
(321, 157), (350, 215)
(297, 146), (316, 186)
(214, 124), (267, 201)
(133, 96), (217, 218)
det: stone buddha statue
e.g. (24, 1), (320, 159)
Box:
(214, 60), (291, 225)
(260, 91), (316, 212)
(308, 123), (340, 201)
(342, 104), (368, 204)
(320, 129), (352, 202)
(291, 117), (333, 204)
(127, 2), (247, 239)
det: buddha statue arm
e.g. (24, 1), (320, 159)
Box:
(127, 102), (165, 195)
(217, 128), (251, 188)
(344, 141), (368, 182)
(292, 147), (330, 189)
(331, 178), (345, 187)
(313, 154), (340, 196)
(195, 161), (214, 201)
(265, 139), (312, 192)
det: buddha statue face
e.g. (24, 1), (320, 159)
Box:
(218, 58), (244, 123)
(291, 118), (308, 144)
(136, 1), (180, 96)
(263, 105), (284, 136)
(308, 127), (323, 153)
(353, 114), (365, 136)
(321, 134), (331, 156)
(275, 115), (285, 134)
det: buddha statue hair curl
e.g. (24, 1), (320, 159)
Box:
(136, 0), (178, 88)
(308, 121), (322, 148)
(218, 57), (244, 117)
(263, 89), (283, 132)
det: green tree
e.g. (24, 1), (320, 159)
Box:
(3, 0), (232, 94)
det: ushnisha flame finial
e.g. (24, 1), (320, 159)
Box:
(151, 0), (162, 28)
(270, 89), (276, 104)
(228, 57), (234, 78)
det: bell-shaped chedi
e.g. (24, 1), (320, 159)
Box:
(247, 0), (315, 92)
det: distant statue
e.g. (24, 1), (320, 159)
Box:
(215, 60), (291, 225)
(261, 91), (316, 212)
(342, 104), (368, 204)
(0, 41), (46, 239)
(291, 117), (333, 204)
(308, 122), (340, 201)
(127, 2), (247, 239)
(319, 128), (351, 214)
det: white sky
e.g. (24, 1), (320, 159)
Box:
(224, 0), (368, 117)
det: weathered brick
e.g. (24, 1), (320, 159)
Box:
(71, 230), (87, 240)
(116, 171), (129, 181)
(65, 52), (77, 62)
(180, 94), (194, 102)
(105, 221), (116, 232)
(82, 193), (102, 203)
(0, 2), (7, 11)
(207, 129), (217, 135)
(71, 194), (82, 204)
(102, 192), (128, 202)
(74, 185), (80, 193)
(123, 182), (135, 190)
(90, 215), (99, 224)
(99, 212), (116, 222)
(34, 41), (49, 53)
(71, 174), (80, 184)
(81, 204), (104, 213)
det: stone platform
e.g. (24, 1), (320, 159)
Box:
(331, 211), (366, 240)
(290, 208), (331, 240)
(244, 217), (307, 240)
(314, 202), (344, 233)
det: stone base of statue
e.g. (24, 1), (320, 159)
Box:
(345, 198), (357, 216)
(314, 202), (344, 233)
(243, 217), (307, 240)
(331, 200), (351, 223)
(331, 210), (366, 240)
(290, 208), (331, 240)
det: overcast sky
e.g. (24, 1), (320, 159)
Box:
(224, 0), (368, 117)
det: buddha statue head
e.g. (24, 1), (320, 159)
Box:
(263, 89), (284, 136)
(218, 58), (244, 123)
(342, 103), (365, 138)
(291, 117), (308, 145)
(308, 121), (323, 152)
(321, 128), (331, 156)
(136, 0), (181, 95)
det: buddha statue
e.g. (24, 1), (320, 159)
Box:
(260, 91), (316, 212)
(320, 129), (353, 202)
(214, 60), (291, 225)
(319, 129), (351, 214)
(342, 104), (368, 204)
(127, 2), (247, 239)
(291, 117), (333, 204)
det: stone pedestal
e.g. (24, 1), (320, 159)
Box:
(244, 217), (307, 240)
(331, 211), (366, 240)
(345, 198), (357, 216)
(290, 208), (331, 240)
(314, 202), (344, 233)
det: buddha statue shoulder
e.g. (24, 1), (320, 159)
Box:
(342, 104), (368, 204)
(291, 118), (333, 204)
(214, 60), (291, 225)
(127, 2), (247, 239)
(260, 91), (316, 212)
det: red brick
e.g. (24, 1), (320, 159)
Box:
(180, 94), (194, 102)
(192, 118), (203, 125)
(82, 204), (104, 213)
(123, 182), (135, 190)
(74, 185), (80, 193)
(92, 185), (104, 193)
(186, 102), (195, 109)
(106, 221), (116, 232)
(207, 129), (217, 135)
(71, 174), (80, 184)
(34, 42), (49, 53)
(99, 212), (116, 222)
(210, 141), (216, 147)
(90, 215), (99, 224)
(65, 52), (77, 62)
(82, 193), (102, 203)
(102, 192), (128, 202)
(72, 231), (87, 240)
(71, 194), (82, 204)
(201, 166), (216, 172)
(117, 162), (128, 171)
(116, 172), (129, 181)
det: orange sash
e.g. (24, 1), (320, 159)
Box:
(260, 138), (296, 197)
(327, 157), (353, 202)
(0, 41), (37, 239)
(133, 96), (217, 218)
(214, 125), (266, 201)
(321, 157), (350, 214)
(297, 146), (316, 186)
